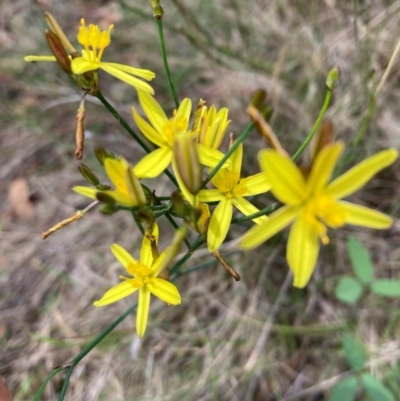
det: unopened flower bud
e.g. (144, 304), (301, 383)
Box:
(95, 148), (115, 166)
(44, 12), (76, 53)
(125, 167), (146, 206)
(171, 191), (187, 218)
(44, 29), (72, 74)
(96, 192), (116, 205)
(173, 134), (202, 196)
(250, 89), (267, 110)
(78, 164), (100, 186)
(141, 184), (156, 206)
(326, 66), (341, 91)
(150, 0), (164, 19)
(99, 203), (120, 215)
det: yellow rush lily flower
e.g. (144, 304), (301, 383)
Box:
(199, 142), (271, 252)
(73, 157), (146, 207)
(94, 227), (181, 338)
(131, 90), (230, 180)
(192, 100), (230, 150)
(25, 19), (155, 94)
(240, 142), (398, 288)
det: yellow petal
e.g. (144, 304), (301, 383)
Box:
(197, 144), (230, 168)
(306, 142), (344, 196)
(287, 216), (320, 288)
(240, 205), (299, 249)
(71, 57), (99, 74)
(104, 158), (128, 190)
(242, 173), (271, 196)
(110, 243), (137, 271)
(150, 249), (167, 278)
(103, 189), (131, 205)
(232, 196), (268, 225)
(133, 147), (172, 179)
(125, 167), (146, 206)
(137, 90), (168, 134)
(136, 287), (151, 338)
(327, 148), (398, 199)
(132, 107), (167, 147)
(198, 189), (224, 202)
(174, 98), (192, 134)
(147, 278), (181, 305)
(258, 149), (306, 205)
(339, 201), (393, 229)
(230, 142), (243, 176)
(207, 198), (233, 252)
(172, 159), (196, 206)
(210, 167), (227, 190)
(99, 64), (154, 94)
(101, 62), (155, 81)
(24, 55), (57, 62)
(94, 281), (138, 307)
(140, 223), (159, 267)
(72, 186), (98, 199)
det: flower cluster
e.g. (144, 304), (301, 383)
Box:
(26, 16), (398, 338)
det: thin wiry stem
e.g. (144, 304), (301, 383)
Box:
(157, 19), (179, 108)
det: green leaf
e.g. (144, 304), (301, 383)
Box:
(335, 276), (363, 304)
(342, 333), (367, 371)
(361, 373), (395, 401)
(330, 376), (358, 401)
(347, 236), (374, 284)
(370, 280), (400, 297)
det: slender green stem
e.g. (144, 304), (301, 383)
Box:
(95, 91), (178, 187)
(165, 212), (191, 249)
(33, 367), (62, 401)
(157, 19), (179, 108)
(169, 234), (204, 275)
(231, 203), (280, 224)
(96, 91), (152, 153)
(291, 89), (333, 162)
(156, 196), (172, 201)
(120, 204), (170, 212)
(201, 123), (254, 189)
(58, 366), (74, 401)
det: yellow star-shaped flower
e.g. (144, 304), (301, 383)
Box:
(131, 90), (230, 180)
(25, 19), (155, 93)
(240, 142), (398, 288)
(73, 157), (146, 207)
(199, 142), (271, 252)
(95, 226), (181, 338)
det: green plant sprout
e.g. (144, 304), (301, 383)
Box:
(330, 333), (395, 401)
(335, 235), (400, 305)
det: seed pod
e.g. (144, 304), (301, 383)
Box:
(75, 106), (85, 160)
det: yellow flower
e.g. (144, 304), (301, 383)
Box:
(94, 227), (181, 338)
(73, 157), (146, 207)
(240, 142), (398, 288)
(192, 99), (230, 150)
(25, 19), (155, 94)
(199, 142), (271, 252)
(131, 90), (230, 179)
